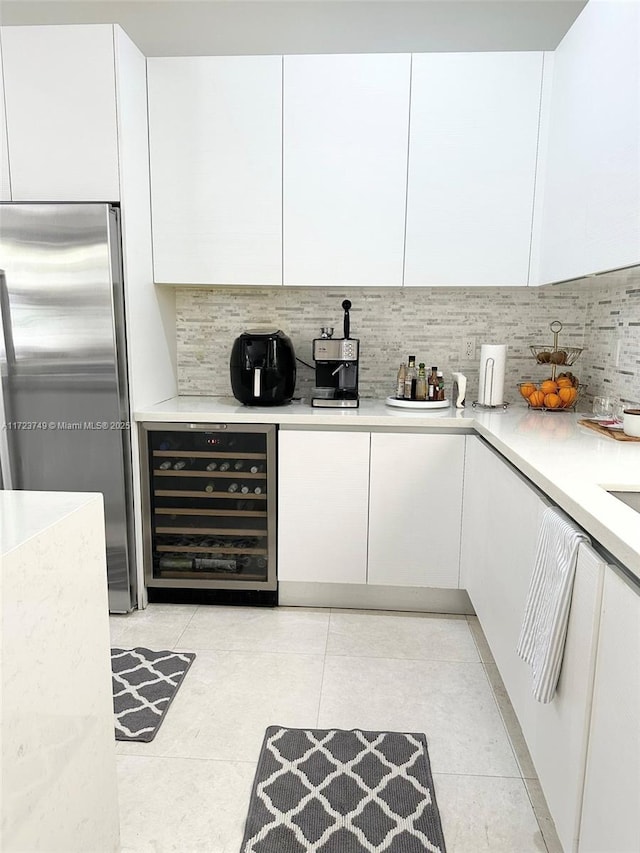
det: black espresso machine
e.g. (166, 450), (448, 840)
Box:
(230, 329), (296, 405)
(311, 300), (360, 408)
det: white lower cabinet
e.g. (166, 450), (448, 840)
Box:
(278, 429), (465, 588)
(579, 568), (640, 853)
(368, 433), (464, 587)
(277, 430), (370, 584)
(461, 436), (607, 853)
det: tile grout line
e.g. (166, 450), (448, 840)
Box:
(314, 610), (332, 727)
(171, 605), (200, 650)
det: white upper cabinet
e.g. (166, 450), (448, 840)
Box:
(0, 35), (11, 201)
(147, 56), (283, 285)
(284, 54), (411, 287)
(404, 52), (543, 287)
(533, 1), (640, 284)
(1, 25), (120, 201)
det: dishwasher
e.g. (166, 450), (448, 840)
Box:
(140, 422), (277, 605)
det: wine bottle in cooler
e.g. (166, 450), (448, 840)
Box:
(249, 463), (263, 474)
(233, 460), (244, 471)
(227, 482), (239, 493)
(204, 481), (217, 493)
(158, 459), (173, 470)
(218, 461), (230, 472)
(205, 460), (218, 472)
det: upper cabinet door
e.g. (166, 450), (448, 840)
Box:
(284, 54), (411, 287)
(534, 1), (640, 284)
(1, 25), (120, 201)
(0, 35), (11, 200)
(404, 52), (543, 287)
(147, 56), (283, 286)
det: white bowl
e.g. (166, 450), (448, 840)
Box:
(623, 408), (640, 437)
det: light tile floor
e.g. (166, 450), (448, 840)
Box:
(110, 604), (563, 853)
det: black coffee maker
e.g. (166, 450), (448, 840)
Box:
(230, 329), (296, 406)
(311, 300), (360, 408)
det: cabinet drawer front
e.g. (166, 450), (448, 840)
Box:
(368, 433), (465, 588)
(278, 430), (370, 584)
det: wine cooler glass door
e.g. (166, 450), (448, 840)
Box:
(142, 423), (276, 592)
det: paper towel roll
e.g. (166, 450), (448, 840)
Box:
(478, 344), (507, 406)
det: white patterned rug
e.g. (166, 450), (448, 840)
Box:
(111, 648), (195, 742)
(240, 726), (447, 852)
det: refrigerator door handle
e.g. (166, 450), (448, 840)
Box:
(0, 270), (14, 488)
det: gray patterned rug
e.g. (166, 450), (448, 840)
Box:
(240, 726), (447, 852)
(111, 648), (195, 742)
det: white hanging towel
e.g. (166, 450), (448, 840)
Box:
(517, 506), (590, 703)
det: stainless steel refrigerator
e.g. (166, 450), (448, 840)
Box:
(0, 203), (136, 612)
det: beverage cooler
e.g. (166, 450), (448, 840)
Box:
(140, 423), (277, 605)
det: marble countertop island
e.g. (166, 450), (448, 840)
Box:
(1, 490), (120, 853)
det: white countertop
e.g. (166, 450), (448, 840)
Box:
(0, 490), (102, 556)
(135, 396), (640, 580)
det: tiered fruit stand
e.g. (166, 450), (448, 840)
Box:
(520, 321), (583, 411)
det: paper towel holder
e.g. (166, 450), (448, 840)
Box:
(473, 357), (511, 410)
(472, 342), (510, 410)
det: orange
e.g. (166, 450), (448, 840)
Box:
(540, 380), (559, 395)
(529, 390), (545, 407)
(544, 393), (562, 409)
(557, 377), (573, 389)
(558, 387), (577, 406)
(519, 382), (536, 399)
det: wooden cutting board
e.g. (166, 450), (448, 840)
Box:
(578, 419), (640, 442)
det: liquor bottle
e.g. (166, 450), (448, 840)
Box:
(158, 459), (172, 470)
(415, 363), (427, 401)
(227, 482), (239, 493)
(396, 363), (407, 399)
(428, 366), (438, 400)
(233, 460), (244, 471)
(204, 481), (216, 493)
(205, 461), (218, 472)
(404, 356), (417, 400)
(437, 371), (445, 401)
(218, 461), (230, 472)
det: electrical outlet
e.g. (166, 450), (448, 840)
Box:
(462, 337), (476, 360)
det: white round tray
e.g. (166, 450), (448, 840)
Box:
(385, 396), (450, 410)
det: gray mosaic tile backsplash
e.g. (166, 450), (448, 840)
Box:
(175, 266), (639, 408)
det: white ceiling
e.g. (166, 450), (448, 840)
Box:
(0, 0), (588, 56)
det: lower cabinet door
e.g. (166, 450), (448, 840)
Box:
(579, 568), (640, 853)
(277, 429), (370, 584)
(367, 432), (465, 587)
